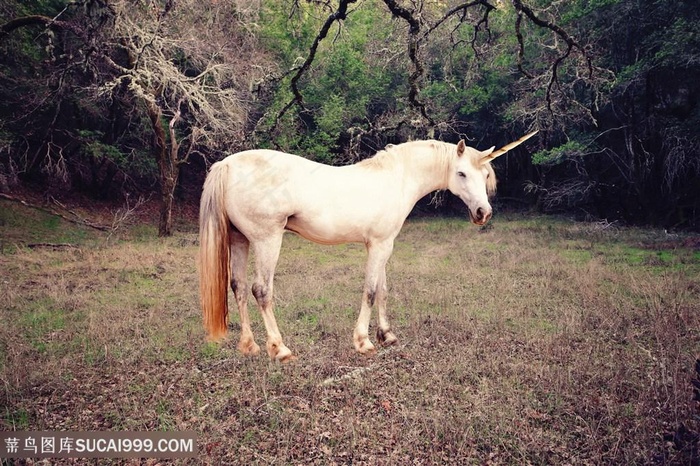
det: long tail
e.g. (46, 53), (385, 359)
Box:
(199, 162), (231, 341)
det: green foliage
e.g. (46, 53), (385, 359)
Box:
(532, 139), (591, 166)
(316, 94), (346, 136)
(560, 0), (621, 22)
(259, 1), (325, 68)
(77, 130), (157, 181)
(650, 17), (700, 69)
(257, 0), (397, 160)
(80, 130), (127, 166)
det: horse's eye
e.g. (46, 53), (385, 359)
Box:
(457, 171), (466, 178)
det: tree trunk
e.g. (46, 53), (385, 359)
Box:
(159, 167), (177, 237)
(146, 100), (178, 237)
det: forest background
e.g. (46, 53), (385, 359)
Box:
(1, 0), (699, 235)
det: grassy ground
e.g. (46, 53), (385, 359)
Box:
(1, 198), (699, 465)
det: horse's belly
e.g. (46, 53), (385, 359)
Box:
(284, 201), (406, 245)
(284, 214), (366, 245)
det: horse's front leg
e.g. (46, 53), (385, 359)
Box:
(354, 240), (394, 354)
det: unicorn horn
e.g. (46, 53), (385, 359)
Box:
(481, 130), (539, 162)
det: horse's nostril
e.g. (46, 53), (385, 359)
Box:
(476, 207), (485, 221)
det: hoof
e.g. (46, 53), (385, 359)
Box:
(377, 328), (398, 347)
(267, 341), (294, 363)
(354, 337), (376, 355)
(238, 338), (261, 356)
(277, 352), (297, 364)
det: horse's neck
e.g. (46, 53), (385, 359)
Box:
(401, 143), (453, 201)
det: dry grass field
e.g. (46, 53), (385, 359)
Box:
(1, 198), (699, 465)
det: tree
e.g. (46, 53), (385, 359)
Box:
(258, 1), (597, 148)
(1, 0), (272, 236)
(0, 0), (115, 194)
(3, 0), (697, 229)
(260, 0), (699, 228)
(97, 0), (271, 236)
(523, 0), (700, 227)
(254, 0), (400, 160)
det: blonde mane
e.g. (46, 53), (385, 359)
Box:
(483, 160), (497, 196)
(355, 140), (497, 195)
(355, 141), (446, 169)
(354, 145), (400, 170)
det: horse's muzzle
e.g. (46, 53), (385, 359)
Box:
(469, 206), (492, 225)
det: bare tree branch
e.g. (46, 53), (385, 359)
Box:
(0, 15), (73, 40)
(382, 0), (434, 126)
(512, 0), (594, 112)
(0, 193), (109, 231)
(382, 1), (499, 130)
(514, 12), (533, 78)
(512, 0), (583, 55)
(95, 0), (267, 235)
(423, 1), (495, 39)
(274, 0), (359, 131)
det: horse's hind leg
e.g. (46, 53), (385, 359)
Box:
(251, 233), (294, 362)
(354, 240), (395, 354)
(231, 230), (260, 356)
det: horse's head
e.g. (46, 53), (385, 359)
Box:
(449, 141), (497, 225)
(449, 132), (538, 226)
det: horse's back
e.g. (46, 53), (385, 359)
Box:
(213, 150), (309, 229)
(221, 149), (321, 175)
(215, 148), (409, 244)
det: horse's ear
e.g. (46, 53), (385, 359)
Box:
(457, 140), (466, 157)
(482, 146), (495, 158)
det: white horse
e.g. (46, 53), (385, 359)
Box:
(199, 132), (537, 361)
